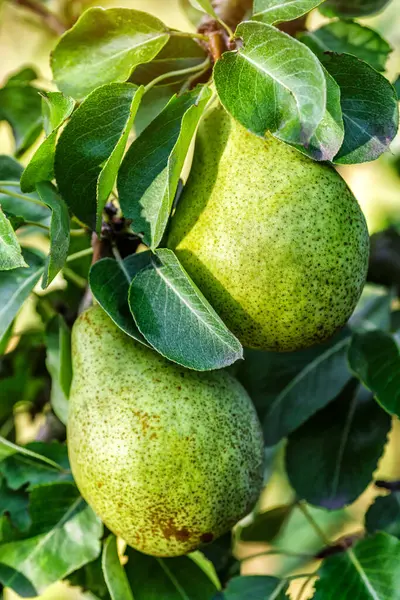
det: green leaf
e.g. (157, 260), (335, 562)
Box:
(45, 316), (72, 426)
(124, 547), (219, 599)
(2, 441), (71, 491)
(0, 156), (50, 226)
(214, 21), (326, 148)
(237, 505), (293, 543)
(394, 76), (400, 99)
(134, 83), (178, 137)
(89, 254), (151, 345)
(0, 436), (64, 470)
(55, 82), (143, 231)
(366, 493), (400, 538)
(263, 331), (352, 446)
(348, 330), (400, 416)
(0, 482), (103, 597)
(313, 533), (400, 599)
(68, 555), (110, 600)
(286, 381), (391, 509)
(188, 0), (218, 19)
(0, 84), (42, 156)
(236, 338), (337, 421)
(350, 288), (392, 332)
(320, 0), (392, 17)
(5, 66), (38, 86)
(118, 85), (211, 248)
(128, 248), (243, 370)
(20, 92), (75, 193)
(0, 207), (27, 270)
(321, 53), (399, 164)
(0, 478), (30, 532)
(253, 0), (324, 24)
(51, 7), (169, 99)
(36, 182), (70, 288)
(289, 65), (344, 161)
(298, 22), (392, 72)
(102, 536), (133, 600)
(0, 248), (44, 340)
(132, 35), (207, 86)
(222, 576), (289, 599)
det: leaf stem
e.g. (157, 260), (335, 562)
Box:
(296, 501), (332, 547)
(63, 266), (87, 288)
(0, 180), (21, 187)
(0, 187), (48, 208)
(66, 247), (94, 263)
(144, 57), (211, 94)
(240, 548), (314, 563)
(70, 228), (88, 237)
(22, 221), (50, 231)
(170, 30), (210, 42)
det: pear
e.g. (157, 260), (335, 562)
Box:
(67, 305), (264, 557)
(167, 106), (369, 351)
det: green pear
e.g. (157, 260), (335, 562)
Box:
(67, 305), (264, 557)
(167, 106), (369, 351)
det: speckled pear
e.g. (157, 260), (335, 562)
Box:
(67, 305), (264, 557)
(167, 106), (369, 351)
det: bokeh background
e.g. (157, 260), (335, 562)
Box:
(0, 1), (399, 598)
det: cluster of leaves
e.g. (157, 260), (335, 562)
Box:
(0, 0), (400, 597)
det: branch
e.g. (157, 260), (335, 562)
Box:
(13, 0), (67, 36)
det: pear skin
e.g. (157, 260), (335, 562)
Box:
(67, 305), (264, 557)
(167, 106), (369, 351)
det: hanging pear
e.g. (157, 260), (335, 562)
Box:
(68, 305), (264, 557)
(167, 106), (369, 351)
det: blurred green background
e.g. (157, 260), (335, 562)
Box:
(0, 1), (399, 598)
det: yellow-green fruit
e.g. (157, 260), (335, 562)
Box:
(67, 305), (264, 557)
(167, 106), (369, 351)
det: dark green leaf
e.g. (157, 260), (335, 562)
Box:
(237, 505), (293, 543)
(214, 21), (326, 148)
(0, 207), (27, 270)
(0, 478), (30, 532)
(299, 22), (392, 72)
(124, 547), (219, 599)
(129, 248), (243, 370)
(320, 0), (392, 17)
(20, 92), (75, 193)
(223, 576), (289, 599)
(366, 493), (400, 538)
(236, 337), (338, 421)
(348, 330), (400, 416)
(0, 248), (44, 340)
(313, 533), (400, 599)
(0, 482), (102, 597)
(0, 439), (70, 490)
(89, 254), (151, 345)
(118, 85), (211, 248)
(0, 156), (50, 225)
(134, 83), (178, 137)
(286, 381), (391, 509)
(0, 84), (42, 156)
(349, 288), (392, 332)
(263, 332), (352, 446)
(45, 316), (72, 425)
(36, 182), (70, 288)
(253, 0), (324, 24)
(102, 536), (133, 600)
(132, 34), (207, 86)
(68, 555), (110, 600)
(55, 82), (143, 231)
(321, 53), (399, 164)
(394, 76), (400, 99)
(51, 7), (169, 99)
(5, 67), (38, 86)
